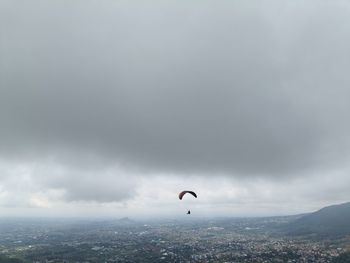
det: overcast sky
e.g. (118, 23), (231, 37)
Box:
(1, 0), (350, 218)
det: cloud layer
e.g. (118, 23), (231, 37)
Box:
(1, 0), (350, 212)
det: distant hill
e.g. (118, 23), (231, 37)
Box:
(117, 217), (134, 224)
(285, 202), (350, 237)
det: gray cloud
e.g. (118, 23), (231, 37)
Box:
(1, 0), (350, 207)
(48, 166), (139, 203)
(0, 159), (139, 205)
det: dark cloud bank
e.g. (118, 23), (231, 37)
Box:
(1, 1), (350, 204)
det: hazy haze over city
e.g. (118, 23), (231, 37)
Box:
(1, 0), (350, 218)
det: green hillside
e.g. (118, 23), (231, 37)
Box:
(286, 202), (350, 236)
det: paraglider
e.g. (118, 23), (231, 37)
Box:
(179, 190), (197, 215)
(178, 190), (197, 200)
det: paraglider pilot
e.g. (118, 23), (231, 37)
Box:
(179, 191), (197, 215)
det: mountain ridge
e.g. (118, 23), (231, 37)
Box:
(285, 202), (350, 236)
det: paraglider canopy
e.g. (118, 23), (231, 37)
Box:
(179, 190), (197, 200)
